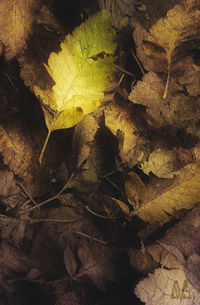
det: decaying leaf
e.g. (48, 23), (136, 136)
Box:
(55, 289), (81, 305)
(63, 246), (77, 277)
(73, 114), (99, 169)
(178, 60), (200, 96)
(34, 10), (116, 162)
(0, 121), (50, 196)
(132, 162), (200, 223)
(125, 171), (146, 209)
(133, 0), (200, 97)
(131, 203), (200, 276)
(141, 148), (179, 178)
(186, 253), (200, 292)
(103, 195), (130, 217)
(135, 268), (199, 305)
(104, 101), (141, 166)
(129, 72), (200, 128)
(0, 240), (30, 275)
(77, 240), (116, 290)
(98, 0), (136, 28)
(0, 0), (41, 60)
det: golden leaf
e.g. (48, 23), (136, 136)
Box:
(133, 162), (200, 224)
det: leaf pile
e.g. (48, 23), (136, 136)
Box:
(1, 0), (200, 304)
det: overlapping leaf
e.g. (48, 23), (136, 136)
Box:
(132, 162), (200, 223)
(34, 10), (116, 132)
(0, 0), (41, 60)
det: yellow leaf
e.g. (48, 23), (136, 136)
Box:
(133, 162), (200, 224)
(34, 10), (116, 162)
(104, 101), (140, 166)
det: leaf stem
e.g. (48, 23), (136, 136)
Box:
(163, 69), (170, 99)
(39, 129), (51, 164)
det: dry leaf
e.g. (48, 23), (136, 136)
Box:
(186, 253), (200, 292)
(135, 268), (199, 305)
(73, 115), (99, 169)
(98, 0), (135, 28)
(125, 172), (146, 209)
(132, 162), (200, 223)
(141, 148), (179, 178)
(104, 101), (141, 166)
(179, 60), (200, 96)
(63, 246), (77, 277)
(0, 0), (41, 60)
(77, 240), (116, 290)
(133, 1), (200, 72)
(0, 120), (50, 196)
(129, 72), (200, 128)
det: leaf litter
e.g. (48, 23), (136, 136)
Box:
(1, 0), (200, 304)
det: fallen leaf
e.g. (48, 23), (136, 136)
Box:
(104, 101), (141, 166)
(129, 72), (200, 128)
(179, 60), (200, 96)
(0, 240), (30, 275)
(0, 0), (41, 60)
(98, 0), (136, 28)
(63, 246), (77, 277)
(77, 240), (116, 290)
(135, 268), (199, 305)
(125, 172), (146, 209)
(0, 120), (50, 197)
(34, 10), (116, 161)
(55, 289), (81, 305)
(141, 148), (179, 178)
(133, 0), (200, 98)
(186, 253), (200, 292)
(132, 162), (200, 223)
(73, 114), (99, 169)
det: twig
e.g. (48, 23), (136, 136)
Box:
(76, 231), (108, 245)
(131, 48), (145, 75)
(0, 213), (80, 224)
(85, 205), (109, 219)
(85, 205), (119, 219)
(4, 73), (18, 92)
(114, 64), (137, 78)
(17, 183), (39, 208)
(105, 176), (124, 194)
(26, 172), (75, 212)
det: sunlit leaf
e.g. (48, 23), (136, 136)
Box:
(34, 10), (116, 162)
(135, 268), (199, 305)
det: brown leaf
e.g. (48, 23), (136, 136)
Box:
(77, 240), (116, 290)
(0, 240), (30, 275)
(104, 100), (144, 166)
(186, 253), (200, 292)
(125, 172), (146, 209)
(63, 246), (77, 277)
(0, 0), (41, 60)
(129, 72), (200, 128)
(0, 119), (50, 197)
(73, 115), (99, 169)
